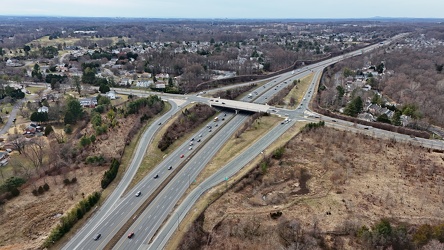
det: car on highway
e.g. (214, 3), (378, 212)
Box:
(189, 147), (193, 150)
(332, 120), (337, 122)
(128, 232), (135, 238)
(168, 166), (173, 170)
(222, 118), (225, 121)
(197, 138), (201, 142)
(189, 142), (193, 146)
(135, 191), (141, 197)
(209, 129), (212, 132)
(191, 137), (194, 141)
(158, 122), (162, 125)
(93, 233), (101, 241)
(154, 174), (159, 179)
(180, 154), (184, 158)
(199, 133), (203, 137)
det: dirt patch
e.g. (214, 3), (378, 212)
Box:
(179, 127), (444, 249)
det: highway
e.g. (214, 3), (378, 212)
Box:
(62, 100), (182, 249)
(63, 33), (438, 249)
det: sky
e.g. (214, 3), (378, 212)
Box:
(1, 0), (444, 19)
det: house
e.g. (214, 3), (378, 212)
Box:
(357, 113), (375, 122)
(24, 125), (37, 135)
(79, 97), (98, 108)
(367, 104), (382, 114)
(38, 106), (49, 113)
(106, 91), (117, 100)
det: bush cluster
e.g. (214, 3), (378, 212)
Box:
(0, 176), (25, 199)
(63, 177), (77, 185)
(302, 121), (325, 132)
(85, 155), (105, 165)
(101, 158), (120, 189)
(32, 183), (50, 196)
(43, 191), (101, 248)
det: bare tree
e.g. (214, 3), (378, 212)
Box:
(7, 134), (26, 154)
(24, 137), (47, 176)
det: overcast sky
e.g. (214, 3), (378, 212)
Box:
(1, 0), (444, 19)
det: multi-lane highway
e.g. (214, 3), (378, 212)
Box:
(64, 33), (440, 250)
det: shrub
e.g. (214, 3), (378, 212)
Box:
(44, 125), (54, 136)
(64, 124), (72, 134)
(32, 189), (38, 196)
(38, 186), (44, 194)
(101, 159), (120, 189)
(63, 179), (70, 185)
(71, 177), (77, 183)
(43, 183), (50, 191)
(9, 188), (20, 197)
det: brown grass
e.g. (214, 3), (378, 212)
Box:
(173, 127), (444, 250)
(165, 120), (307, 250)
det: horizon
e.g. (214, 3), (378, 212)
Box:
(1, 0), (444, 19)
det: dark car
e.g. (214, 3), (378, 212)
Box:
(128, 232), (135, 238)
(93, 233), (101, 241)
(197, 139), (201, 142)
(154, 174), (159, 179)
(158, 122), (162, 125)
(332, 120), (337, 122)
(168, 166), (173, 170)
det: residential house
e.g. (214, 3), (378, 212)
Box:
(357, 113), (375, 122)
(38, 106), (49, 113)
(106, 91), (117, 100)
(367, 104), (381, 114)
(79, 97), (98, 108)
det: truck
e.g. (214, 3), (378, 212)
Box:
(248, 93), (253, 98)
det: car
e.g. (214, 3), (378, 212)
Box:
(135, 191), (141, 197)
(158, 122), (162, 125)
(199, 134), (203, 137)
(221, 102), (225, 104)
(168, 166), (173, 170)
(224, 113), (227, 116)
(364, 127), (369, 130)
(215, 124), (218, 127)
(332, 120), (337, 122)
(191, 138), (194, 141)
(93, 233), (101, 241)
(197, 139), (201, 142)
(154, 174), (159, 179)
(189, 147), (193, 150)
(215, 100), (219, 102)
(189, 142), (193, 146)
(222, 118), (225, 121)
(128, 232), (135, 238)
(180, 154), (184, 158)
(209, 129), (212, 132)
(281, 122), (285, 125)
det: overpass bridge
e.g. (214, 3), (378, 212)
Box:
(207, 98), (270, 113)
